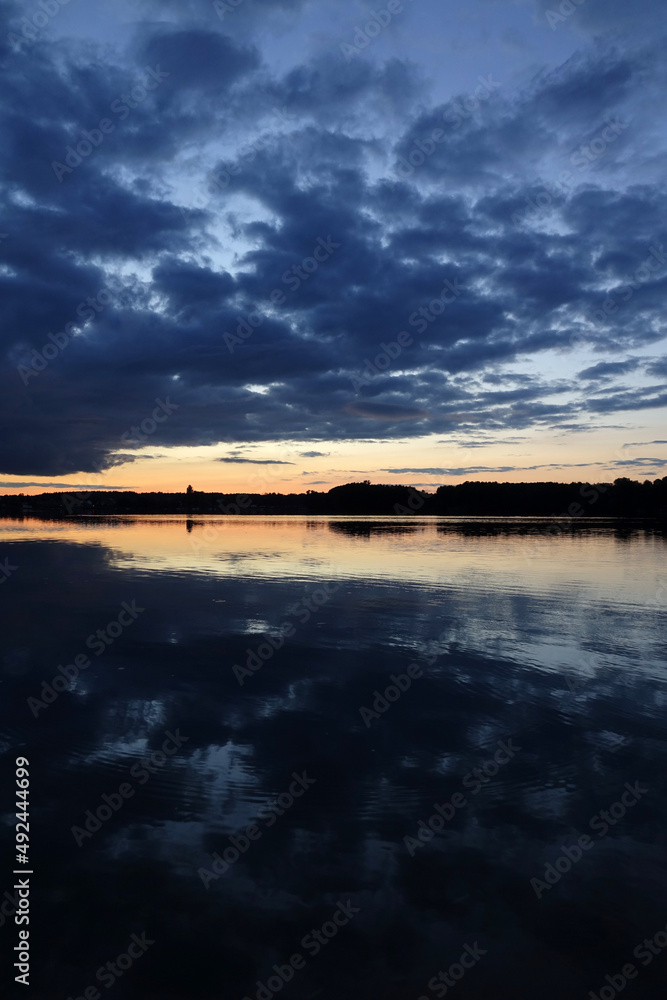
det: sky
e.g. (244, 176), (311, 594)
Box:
(1, 0), (666, 496)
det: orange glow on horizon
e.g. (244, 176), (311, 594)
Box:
(2, 421), (666, 496)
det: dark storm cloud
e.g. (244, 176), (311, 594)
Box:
(0, 482), (132, 490)
(140, 28), (260, 91)
(344, 402), (429, 421)
(392, 46), (642, 189)
(152, 259), (236, 319)
(270, 54), (423, 121)
(0, 2), (665, 475)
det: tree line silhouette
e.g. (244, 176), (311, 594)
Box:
(2, 476), (666, 518)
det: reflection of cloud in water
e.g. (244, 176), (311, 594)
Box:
(0, 519), (666, 997)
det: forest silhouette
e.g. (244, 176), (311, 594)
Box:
(2, 477), (666, 519)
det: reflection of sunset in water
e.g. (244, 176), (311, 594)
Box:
(1, 518), (666, 999)
(2, 515), (665, 604)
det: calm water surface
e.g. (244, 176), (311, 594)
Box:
(1, 517), (666, 999)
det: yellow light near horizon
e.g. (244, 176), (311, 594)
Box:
(2, 417), (666, 496)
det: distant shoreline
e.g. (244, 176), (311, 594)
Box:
(1, 477), (665, 519)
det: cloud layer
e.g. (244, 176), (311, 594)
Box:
(1, 0), (666, 475)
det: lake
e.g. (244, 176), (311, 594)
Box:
(1, 516), (666, 999)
